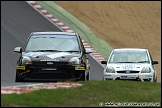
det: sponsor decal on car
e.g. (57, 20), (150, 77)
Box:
(42, 68), (57, 70)
(46, 52), (70, 59)
(24, 52), (44, 57)
(122, 64), (135, 70)
(75, 66), (85, 70)
(47, 62), (53, 65)
(31, 35), (76, 39)
(16, 66), (25, 70)
(40, 59), (59, 61)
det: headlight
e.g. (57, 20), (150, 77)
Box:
(22, 56), (32, 65)
(141, 67), (151, 73)
(68, 57), (80, 65)
(105, 67), (115, 73)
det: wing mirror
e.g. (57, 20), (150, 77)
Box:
(14, 47), (22, 53)
(85, 48), (92, 54)
(152, 61), (158, 65)
(101, 61), (107, 64)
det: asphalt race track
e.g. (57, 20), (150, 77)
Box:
(1, 1), (104, 87)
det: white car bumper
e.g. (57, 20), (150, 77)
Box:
(104, 73), (154, 82)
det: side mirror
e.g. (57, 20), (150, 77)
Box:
(152, 61), (158, 65)
(101, 61), (107, 64)
(14, 47), (22, 53)
(85, 48), (92, 54)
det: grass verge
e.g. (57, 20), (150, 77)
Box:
(1, 80), (161, 107)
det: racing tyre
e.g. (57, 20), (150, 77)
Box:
(80, 71), (86, 81)
(86, 72), (90, 81)
(15, 72), (24, 82)
(152, 73), (157, 82)
(153, 76), (157, 82)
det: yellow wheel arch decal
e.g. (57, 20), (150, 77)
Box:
(17, 66), (25, 70)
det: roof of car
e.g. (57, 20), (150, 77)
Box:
(31, 32), (77, 35)
(113, 48), (148, 51)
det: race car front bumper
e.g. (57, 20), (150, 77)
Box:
(16, 64), (86, 82)
(103, 73), (154, 82)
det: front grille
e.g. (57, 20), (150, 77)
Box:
(33, 62), (67, 67)
(117, 71), (139, 73)
(116, 78), (141, 81)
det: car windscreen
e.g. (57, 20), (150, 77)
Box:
(109, 50), (150, 63)
(25, 34), (80, 52)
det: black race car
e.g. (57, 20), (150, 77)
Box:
(14, 32), (92, 82)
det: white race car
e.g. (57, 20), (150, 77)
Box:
(101, 48), (158, 82)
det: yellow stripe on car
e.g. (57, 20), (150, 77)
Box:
(75, 66), (85, 70)
(17, 66), (25, 70)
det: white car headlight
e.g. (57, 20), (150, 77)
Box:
(68, 57), (80, 65)
(22, 56), (32, 64)
(141, 67), (151, 73)
(105, 66), (115, 73)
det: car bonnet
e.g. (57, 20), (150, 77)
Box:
(107, 63), (152, 71)
(22, 52), (81, 61)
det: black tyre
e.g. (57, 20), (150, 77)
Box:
(153, 76), (157, 82)
(86, 72), (90, 81)
(15, 72), (24, 82)
(153, 73), (157, 82)
(80, 71), (86, 81)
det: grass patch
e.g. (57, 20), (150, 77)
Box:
(1, 80), (161, 107)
